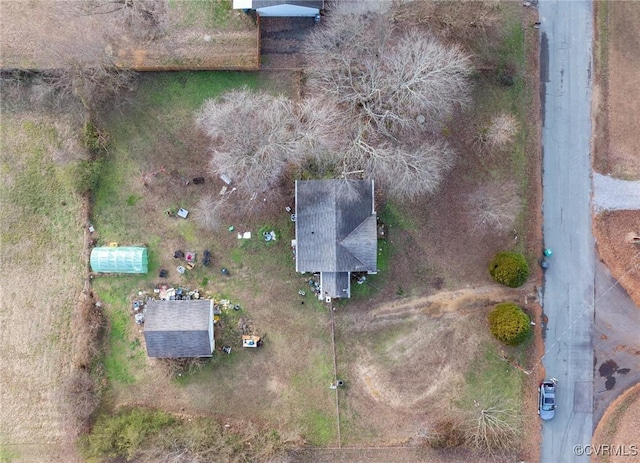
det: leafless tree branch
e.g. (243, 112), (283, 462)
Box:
(465, 181), (521, 233)
(196, 90), (302, 197)
(79, 0), (168, 40)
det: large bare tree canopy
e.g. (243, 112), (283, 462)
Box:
(197, 8), (475, 204)
(302, 7), (474, 200)
(304, 10), (473, 137)
(196, 90), (302, 195)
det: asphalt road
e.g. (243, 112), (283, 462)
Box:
(538, 1), (595, 462)
(593, 261), (640, 425)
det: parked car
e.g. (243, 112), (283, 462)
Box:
(538, 379), (556, 420)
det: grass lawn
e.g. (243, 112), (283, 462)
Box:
(91, 71), (337, 446)
(0, 109), (86, 461)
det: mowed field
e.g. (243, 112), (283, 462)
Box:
(0, 0), (259, 70)
(599, 0), (640, 179)
(0, 106), (86, 461)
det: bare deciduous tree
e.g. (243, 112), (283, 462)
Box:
(476, 113), (520, 153)
(196, 90), (303, 196)
(465, 182), (520, 233)
(464, 405), (522, 455)
(367, 140), (456, 201)
(297, 96), (351, 157)
(193, 194), (225, 232)
(80, 0), (169, 40)
(196, 9), (473, 204)
(305, 9), (473, 137)
(42, 62), (135, 115)
(302, 6), (473, 200)
(336, 134), (456, 201)
(59, 369), (100, 436)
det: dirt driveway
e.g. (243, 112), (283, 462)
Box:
(259, 16), (317, 69)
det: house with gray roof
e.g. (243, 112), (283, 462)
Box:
(232, 0), (324, 17)
(144, 300), (215, 358)
(295, 179), (377, 299)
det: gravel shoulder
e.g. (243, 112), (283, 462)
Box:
(592, 173), (640, 211)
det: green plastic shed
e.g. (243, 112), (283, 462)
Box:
(90, 247), (148, 274)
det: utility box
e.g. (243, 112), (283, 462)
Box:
(242, 335), (262, 348)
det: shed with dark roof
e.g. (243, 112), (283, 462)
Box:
(295, 179), (377, 299)
(144, 300), (214, 358)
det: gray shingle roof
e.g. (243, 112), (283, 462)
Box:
(144, 300), (214, 358)
(252, 0), (323, 9)
(295, 179), (377, 275)
(321, 272), (350, 299)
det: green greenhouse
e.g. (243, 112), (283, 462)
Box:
(90, 247), (148, 274)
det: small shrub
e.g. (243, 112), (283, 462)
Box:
(72, 297), (106, 369)
(81, 121), (109, 153)
(427, 419), (465, 449)
(59, 369), (100, 436)
(193, 194), (224, 231)
(72, 158), (104, 194)
(474, 113), (519, 155)
(488, 302), (531, 346)
(466, 182), (520, 233)
(489, 251), (529, 288)
(485, 113), (519, 148)
(80, 408), (175, 461)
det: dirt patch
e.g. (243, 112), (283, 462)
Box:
(594, 211), (640, 306)
(337, 308), (483, 444)
(592, 383), (640, 463)
(334, 285), (539, 462)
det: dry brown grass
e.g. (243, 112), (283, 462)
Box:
(593, 211), (640, 306)
(0, 110), (87, 461)
(337, 306), (485, 444)
(465, 181), (521, 233)
(596, 0), (640, 179)
(0, 0), (259, 71)
(592, 383), (640, 463)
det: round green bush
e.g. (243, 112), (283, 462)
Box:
(489, 251), (529, 288)
(488, 302), (531, 346)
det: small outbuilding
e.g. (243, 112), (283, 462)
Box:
(143, 299), (215, 358)
(90, 246), (148, 274)
(233, 0), (324, 17)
